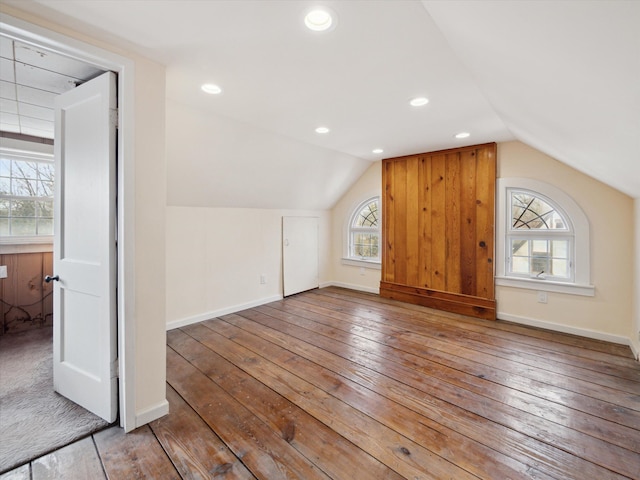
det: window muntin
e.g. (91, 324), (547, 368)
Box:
(0, 148), (54, 239)
(349, 197), (380, 261)
(506, 189), (574, 282)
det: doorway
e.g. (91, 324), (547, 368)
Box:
(0, 36), (116, 472)
(1, 11), (138, 434)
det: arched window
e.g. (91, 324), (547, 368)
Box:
(496, 178), (593, 296)
(348, 196), (380, 262)
(508, 189), (573, 281)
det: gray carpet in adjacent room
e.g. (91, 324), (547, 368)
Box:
(0, 327), (110, 473)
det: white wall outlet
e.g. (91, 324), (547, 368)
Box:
(359, 267), (365, 276)
(0, 265), (7, 279)
(260, 274), (267, 284)
(537, 291), (548, 304)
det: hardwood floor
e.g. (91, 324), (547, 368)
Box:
(3, 287), (639, 479)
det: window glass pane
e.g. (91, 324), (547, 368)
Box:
(0, 218), (8, 235)
(532, 239), (549, 254)
(0, 158), (10, 177)
(0, 177), (9, 195)
(511, 239), (528, 256)
(38, 162), (55, 180)
(552, 259), (569, 277)
(531, 255), (549, 275)
(12, 177), (36, 196)
(354, 200), (378, 228)
(552, 240), (568, 258)
(511, 256), (530, 274)
(511, 191), (568, 230)
(38, 180), (54, 197)
(15, 161), (39, 180)
(38, 200), (54, 217)
(11, 217), (36, 235)
(0, 199), (9, 217)
(12, 199), (36, 217)
(352, 233), (379, 258)
(37, 218), (53, 235)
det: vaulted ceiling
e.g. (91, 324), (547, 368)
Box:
(2, 0), (639, 200)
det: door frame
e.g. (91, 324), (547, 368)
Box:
(0, 14), (137, 431)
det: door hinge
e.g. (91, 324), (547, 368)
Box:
(110, 108), (119, 128)
(110, 358), (119, 378)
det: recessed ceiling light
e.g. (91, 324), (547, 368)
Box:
(409, 97), (429, 107)
(305, 9), (333, 31)
(372, 148), (384, 154)
(315, 126), (330, 134)
(455, 132), (470, 139)
(201, 83), (222, 95)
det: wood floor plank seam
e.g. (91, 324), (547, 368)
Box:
(263, 299), (640, 428)
(249, 302), (640, 454)
(218, 309), (637, 479)
(273, 296), (640, 412)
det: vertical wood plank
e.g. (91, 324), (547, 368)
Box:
(475, 145), (496, 299)
(32, 437), (105, 480)
(42, 253), (53, 327)
(418, 156), (432, 288)
(430, 154), (446, 291)
(405, 156), (420, 287)
(382, 160), (394, 283)
(444, 153), (462, 294)
(459, 151), (477, 296)
(393, 160), (408, 285)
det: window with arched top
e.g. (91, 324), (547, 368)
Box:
(507, 189), (573, 281)
(496, 178), (594, 296)
(348, 196), (380, 262)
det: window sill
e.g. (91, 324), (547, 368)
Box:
(341, 258), (382, 270)
(496, 276), (594, 297)
(0, 238), (54, 254)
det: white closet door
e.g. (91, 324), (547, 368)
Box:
(282, 216), (319, 297)
(52, 71), (118, 422)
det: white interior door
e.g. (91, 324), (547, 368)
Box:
(283, 216), (319, 297)
(52, 71), (117, 423)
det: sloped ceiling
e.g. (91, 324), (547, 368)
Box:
(2, 0), (638, 206)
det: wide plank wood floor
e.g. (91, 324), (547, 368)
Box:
(4, 287), (639, 479)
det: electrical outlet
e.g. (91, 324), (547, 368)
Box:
(260, 274), (267, 285)
(537, 291), (548, 304)
(0, 265), (7, 279)
(359, 267), (365, 276)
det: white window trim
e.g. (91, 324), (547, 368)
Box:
(496, 177), (594, 296)
(342, 194), (381, 269)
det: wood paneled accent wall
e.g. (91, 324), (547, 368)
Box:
(0, 252), (53, 334)
(380, 143), (497, 320)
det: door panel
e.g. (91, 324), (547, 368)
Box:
(282, 217), (319, 297)
(53, 71), (117, 422)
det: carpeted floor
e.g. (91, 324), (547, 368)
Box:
(0, 327), (110, 473)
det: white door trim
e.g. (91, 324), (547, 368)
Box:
(0, 14), (137, 431)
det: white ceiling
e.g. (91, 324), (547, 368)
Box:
(0, 36), (104, 138)
(2, 0), (639, 198)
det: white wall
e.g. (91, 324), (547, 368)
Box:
(166, 207), (330, 328)
(166, 100), (370, 210)
(1, 5), (169, 429)
(328, 162), (382, 293)
(497, 142), (634, 344)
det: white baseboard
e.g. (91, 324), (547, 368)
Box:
(135, 399), (169, 428)
(497, 311), (632, 347)
(630, 341), (640, 361)
(319, 281), (380, 294)
(166, 294), (284, 331)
